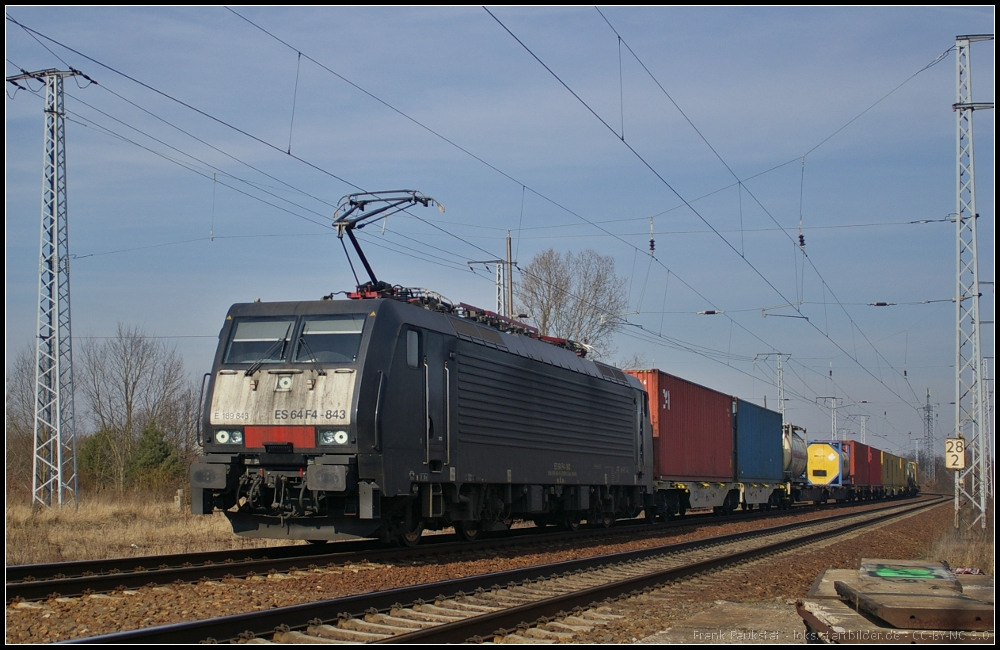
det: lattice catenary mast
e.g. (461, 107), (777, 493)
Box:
(6, 69), (82, 507)
(951, 35), (993, 530)
(922, 389), (935, 484)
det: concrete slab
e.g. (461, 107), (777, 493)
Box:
(808, 569), (994, 601)
(639, 599), (808, 644)
(797, 599), (996, 644)
(799, 562), (995, 644)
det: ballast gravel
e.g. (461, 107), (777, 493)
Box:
(5, 500), (947, 643)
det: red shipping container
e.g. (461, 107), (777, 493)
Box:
(866, 444), (882, 486)
(625, 369), (734, 482)
(843, 440), (870, 485)
(839, 441), (884, 487)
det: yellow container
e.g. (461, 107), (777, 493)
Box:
(807, 442), (847, 486)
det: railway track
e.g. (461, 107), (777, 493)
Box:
(65, 496), (945, 644)
(7, 497), (880, 603)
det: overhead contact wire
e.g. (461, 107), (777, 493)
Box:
(492, 8), (921, 410)
(220, 7), (836, 384)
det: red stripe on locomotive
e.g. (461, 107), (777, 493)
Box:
(245, 426), (315, 449)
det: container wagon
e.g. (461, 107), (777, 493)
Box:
(905, 460), (919, 496)
(803, 440), (853, 503)
(842, 440), (883, 500)
(625, 369), (736, 516)
(881, 451), (906, 497)
(733, 399), (784, 510)
(777, 423), (807, 507)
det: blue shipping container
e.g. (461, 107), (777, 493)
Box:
(734, 399), (784, 483)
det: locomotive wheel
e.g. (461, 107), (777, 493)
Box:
(597, 514), (613, 528)
(562, 515), (581, 532)
(456, 520), (480, 542)
(397, 521), (424, 547)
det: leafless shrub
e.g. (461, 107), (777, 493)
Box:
(5, 345), (36, 496)
(924, 503), (995, 574)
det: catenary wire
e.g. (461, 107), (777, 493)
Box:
(7, 13), (928, 430)
(487, 8), (924, 412)
(216, 7), (909, 416)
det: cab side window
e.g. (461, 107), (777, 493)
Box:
(406, 330), (420, 369)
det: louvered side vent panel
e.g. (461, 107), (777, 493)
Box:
(456, 350), (634, 457)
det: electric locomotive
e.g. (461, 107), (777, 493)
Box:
(190, 293), (653, 544)
(190, 190), (652, 544)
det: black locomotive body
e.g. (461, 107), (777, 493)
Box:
(191, 297), (653, 543)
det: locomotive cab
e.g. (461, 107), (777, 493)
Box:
(191, 300), (385, 540)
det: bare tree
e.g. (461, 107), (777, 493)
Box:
(154, 382), (201, 466)
(515, 249), (629, 359)
(614, 352), (650, 370)
(5, 345), (36, 496)
(78, 324), (191, 492)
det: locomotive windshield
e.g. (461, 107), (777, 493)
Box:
(223, 314), (367, 366)
(294, 314), (366, 363)
(224, 318), (294, 364)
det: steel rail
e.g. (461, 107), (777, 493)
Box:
(11, 494), (886, 601)
(63, 497), (943, 644)
(9, 516), (622, 600)
(381, 498), (946, 643)
(6, 538), (373, 584)
(8, 515), (651, 601)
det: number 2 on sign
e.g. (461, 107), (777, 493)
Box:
(945, 438), (965, 470)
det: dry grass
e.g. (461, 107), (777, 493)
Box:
(5, 492), (298, 566)
(922, 503), (995, 575)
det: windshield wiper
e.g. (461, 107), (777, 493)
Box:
(296, 336), (327, 375)
(244, 339), (287, 376)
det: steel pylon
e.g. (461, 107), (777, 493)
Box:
(951, 35), (993, 530)
(11, 69), (81, 508)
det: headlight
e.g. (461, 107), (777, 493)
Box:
(320, 430), (350, 445)
(214, 429), (242, 444)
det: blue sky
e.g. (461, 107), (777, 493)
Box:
(6, 7), (994, 455)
